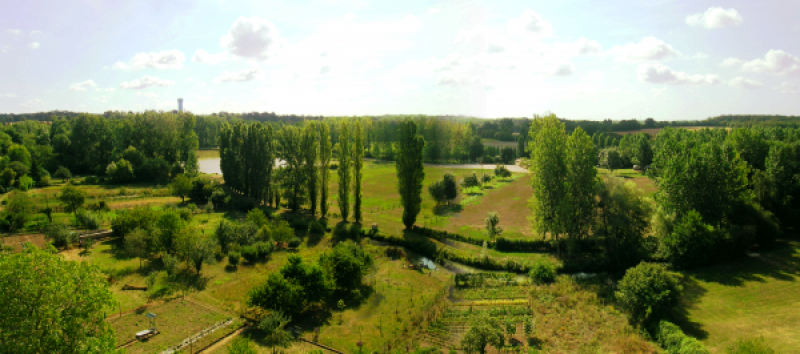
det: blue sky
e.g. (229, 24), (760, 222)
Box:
(1, 0), (799, 120)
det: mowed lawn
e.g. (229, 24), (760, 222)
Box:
(677, 240), (800, 353)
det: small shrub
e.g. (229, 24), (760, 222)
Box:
(37, 175), (51, 187)
(228, 251), (241, 266)
(241, 245), (259, 263)
(43, 221), (76, 248)
(287, 237), (301, 249)
(84, 176), (99, 185)
(308, 221), (325, 234)
(529, 259), (557, 284)
(162, 253), (179, 275)
(255, 241), (274, 259)
(87, 200), (110, 212)
(75, 209), (100, 230)
(178, 208), (192, 221)
(616, 262), (682, 325)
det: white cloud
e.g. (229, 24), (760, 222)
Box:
(95, 87), (115, 92)
(552, 37), (602, 57)
(686, 7), (743, 29)
(582, 70), (605, 82)
(22, 98), (43, 108)
(546, 62), (575, 76)
(1, 45), (9, 53)
(115, 50), (186, 70)
(30, 30), (42, 36)
(143, 92), (159, 99)
(192, 49), (228, 64)
(29, 42), (40, 49)
(636, 63), (721, 85)
(775, 82), (799, 94)
(652, 87), (668, 97)
(1, 93), (17, 98)
(607, 37), (680, 62)
(507, 10), (552, 37)
(739, 50), (800, 75)
(436, 74), (476, 86)
(428, 8), (441, 15)
(69, 80), (97, 91)
(720, 57), (743, 68)
(214, 66), (262, 82)
(487, 43), (505, 53)
(119, 75), (176, 89)
(727, 77), (763, 89)
(5, 29), (21, 35)
(221, 17), (281, 61)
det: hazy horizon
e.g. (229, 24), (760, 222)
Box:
(2, 0), (799, 120)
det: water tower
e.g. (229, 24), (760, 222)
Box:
(178, 98), (184, 112)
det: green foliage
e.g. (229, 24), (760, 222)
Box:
(249, 272), (303, 316)
(428, 180), (447, 205)
(320, 240), (373, 293)
(106, 158), (135, 183)
(0, 248), (118, 354)
(308, 220), (326, 234)
(75, 209), (100, 230)
(125, 228), (153, 267)
(657, 210), (720, 269)
(338, 121), (352, 220)
(259, 310), (293, 352)
(4, 191), (35, 231)
(255, 241), (275, 259)
(615, 262), (681, 326)
(43, 221), (76, 248)
(176, 231), (217, 274)
(353, 121), (364, 222)
(484, 211), (503, 240)
(319, 122), (333, 217)
(161, 253), (179, 275)
(241, 245), (259, 263)
(527, 114), (567, 254)
(655, 321), (710, 354)
(493, 165), (512, 178)
(227, 251), (241, 267)
(59, 185), (86, 216)
(0, 168), (16, 188)
(280, 255), (331, 304)
(726, 337), (775, 354)
(396, 120), (425, 229)
(461, 173), (480, 189)
(288, 237), (301, 249)
(528, 259), (557, 284)
(460, 314), (505, 354)
(246, 209), (269, 227)
(563, 127), (597, 256)
(170, 174), (193, 203)
(111, 207), (159, 238)
(302, 122), (320, 215)
(227, 337), (258, 354)
(595, 176), (652, 270)
(599, 147), (624, 172)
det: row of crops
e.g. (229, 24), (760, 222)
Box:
(453, 286), (529, 300)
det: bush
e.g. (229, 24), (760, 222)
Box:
(616, 262), (682, 325)
(529, 259), (557, 284)
(241, 245), (259, 263)
(287, 237), (301, 249)
(655, 321), (710, 354)
(178, 208), (192, 221)
(87, 201), (110, 212)
(228, 251), (241, 266)
(75, 209), (100, 230)
(162, 253), (179, 275)
(308, 221), (325, 234)
(255, 241), (274, 259)
(726, 337), (775, 354)
(43, 221), (76, 248)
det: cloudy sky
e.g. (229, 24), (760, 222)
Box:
(1, 0), (799, 120)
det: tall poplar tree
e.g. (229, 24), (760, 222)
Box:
(396, 121), (425, 229)
(337, 122), (351, 221)
(562, 127), (596, 256)
(319, 123), (332, 217)
(527, 114), (567, 257)
(278, 126), (306, 212)
(353, 121), (364, 223)
(302, 122), (319, 215)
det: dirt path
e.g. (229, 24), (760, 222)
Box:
(196, 325), (248, 354)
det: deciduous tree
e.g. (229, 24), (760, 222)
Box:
(353, 121), (364, 223)
(338, 121), (352, 220)
(396, 121), (425, 229)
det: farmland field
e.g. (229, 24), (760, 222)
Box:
(677, 240), (800, 353)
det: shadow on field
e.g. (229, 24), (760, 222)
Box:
(671, 276), (709, 340)
(689, 251), (797, 287)
(433, 203), (463, 216)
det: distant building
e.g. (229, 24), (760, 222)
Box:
(178, 98), (184, 112)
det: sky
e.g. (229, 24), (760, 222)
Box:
(1, 0), (799, 120)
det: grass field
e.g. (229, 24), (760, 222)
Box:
(612, 126), (717, 136)
(676, 239), (800, 353)
(107, 299), (229, 354)
(481, 139), (517, 148)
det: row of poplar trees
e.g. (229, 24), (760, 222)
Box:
(219, 120), (366, 222)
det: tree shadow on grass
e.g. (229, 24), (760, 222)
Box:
(100, 237), (136, 260)
(306, 231), (325, 247)
(688, 252), (797, 287)
(670, 275), (709, 340)
(169, 267), (209, 291)
(433, 203), (463, 216)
